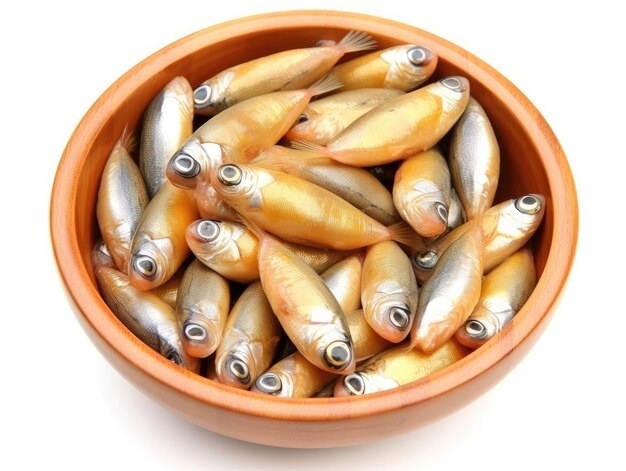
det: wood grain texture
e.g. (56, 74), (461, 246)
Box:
(50, 10), (578, 448)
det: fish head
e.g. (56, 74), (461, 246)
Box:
(283, 108), (323, 142)
(455, 308), (501, 349)
(334, 370), (399, 397)
(128, 234), (173, 290)
(179, 310), (223, 359)
(309, 322), (355, 373)
(437, 76), (470, 106)
(382, 45), (438, 90)
(366, 285), (415, 343)
(397, 185), (449, 238)
(185, 219), (242, 261)
(411, 249), (439, 284)
(211, 163), (267, 209)
(166, 139), (223, 189)
(215, 335), (266, 389)
(253, 369), (293, 397)
(91, 240), (115, 270)
(497, 194), (546, 237)
(193, 72), (233, 116)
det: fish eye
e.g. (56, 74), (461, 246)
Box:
(132, 254), (157, 280)
(435, 202), (449, 224)
(324, 341), (352, 370)
(183, 322), (208, 342)
(407, 46), (429, 66)
(217, 164), (243, 186)
(440, 76), (466, 93)
(388, 306), (410, 330)
(193, 84), (212, 106)
(414, 251), (438, 270)
(255, 372), (282, 394)
(197, 220), (220, 241)
(225, 354), (251, 384)
(173, 152), (201, 178)
(297, 114), (309, 124)
(515, 195), (542, 215)
(343, 373), (365, 396)
(465, 320), (488, 339)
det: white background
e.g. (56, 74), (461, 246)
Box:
(1, 1), (623, 469)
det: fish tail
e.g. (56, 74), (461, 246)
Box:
(386, 221), (426, 251)
(337, 30), (377, 53)
(307, 72), (343, 97)
(116, 125), (136, 153)
(290, 140), (331, 159)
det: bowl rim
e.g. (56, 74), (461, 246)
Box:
(50, 10), (578, 422)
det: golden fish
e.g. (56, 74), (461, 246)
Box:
(139, 76), (194, 198)
(361, 241), (418, 343)
(214, 282), (282, 389)
(92, 242), (200, 372)
(284, 88), (404, 145)
(334, 339), (469, 396)
(128, 181), (199, 290)
(175, 260), (230, 358)
(412, 194), (545, 283)
(253, 310), (391, 398)
(393, 148), (452, 238)
(448, 97), (500, 220)
(186, 219), (348, 283)
(410, 224), (484, 353)
(456, 246), (537, 349)
(246, 220), (355, 374)
(193, 30), (376, 116)
(292, 76), (469, 167)
(320, 254), (364, 314)
(331, 45), (437, 91)
(166, 74), (342, 190)
(252, 145), (400, 225)
(96, 131), (148, 272)
(211, 164), (415, 250)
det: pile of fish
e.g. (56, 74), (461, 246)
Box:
(93, 31), (544, 398)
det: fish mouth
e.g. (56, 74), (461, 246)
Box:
(224, 353), (251, 385)
(255, 372), (282, 394)
(193, 84), (213, 108)
(323, 340), (353, 370)
(343, 373), (366, 395)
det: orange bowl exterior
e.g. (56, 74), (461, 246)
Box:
(50, 11), (578, 448)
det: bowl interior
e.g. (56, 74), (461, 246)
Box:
(52, 11), (574, 436)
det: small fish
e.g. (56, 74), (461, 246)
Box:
(210, 163), (415, 250)
(331, 45), (438, 91)
(320, 254), (364, 314)
(411, 194), (545, 284)
(284, 88), (404, 145)
(241, 217), (355, 374)
(92, 242), (200, 372)
(361, 241), (418, 343)
(214, 282), (282, 389)
(128, 181), (199, 290)
(175, 260), (230, 358)
(291, 76), (470, 167)
(193, 30), (376, 116)
(253, 310), (391, 398)
(186, 219), (348, 283)
(456, 246), (537, 349)
(139, 77), (194, 198)
(166, 74), (343, 190)
(410, 224), (484, 353)
(96, 130), (148, 272)
(448, 97), (500, 220)
(393, 148), (452, 238)
(252, 146), (400, 225)
(334, 339), (469, 397)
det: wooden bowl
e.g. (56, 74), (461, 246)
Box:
(50, 11), (578, 448)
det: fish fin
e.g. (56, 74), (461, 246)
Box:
(233, 211), (268, 243)
(116, 125), (136, 153)
(290, 139), (330, 156)
(307, 73), (343, 97)
(249, 152), (289, 173)
(337, 30), (378, 53)
(387, 221), (427, 252)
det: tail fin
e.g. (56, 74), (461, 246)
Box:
(337, 30), (377, 53)
(387, 221), (427, 252)
(115, 125), (136, 153)
(308, 73), (343, 97)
